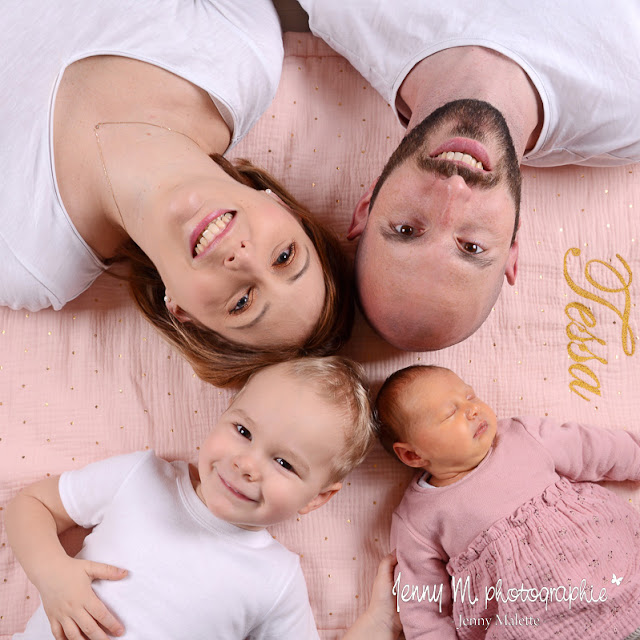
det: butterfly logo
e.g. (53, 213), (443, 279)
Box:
(611, 574), (623, 586)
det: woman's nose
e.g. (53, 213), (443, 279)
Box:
(224, 240), (254, 269)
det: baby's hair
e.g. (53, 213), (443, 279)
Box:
(375, 364), (447, 458)
(244, 356), (375, 482)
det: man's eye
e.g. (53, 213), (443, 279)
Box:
(236, 424), (252, 440)
(394, 224), (415, 236)
(230, 290), (252, 314)
(274, 242), (296, 266)
(461, 242), (484, 254)
(275, 457), (294, 472)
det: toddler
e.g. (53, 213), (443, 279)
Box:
(6, 357), (399, 640)
(376, 364), (640, 639)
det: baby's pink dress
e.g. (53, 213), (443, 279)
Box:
(391, 417), (640, 639)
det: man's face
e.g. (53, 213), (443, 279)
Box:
(351, 100), (521, 351)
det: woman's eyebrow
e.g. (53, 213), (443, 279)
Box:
(288, 246), (310, 282)
(235, 303), (270, 330)
(234, 247), (310, 331)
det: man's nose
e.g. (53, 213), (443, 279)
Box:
(434, 174), (472, 225)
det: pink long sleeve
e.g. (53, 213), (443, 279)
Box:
(391, 511), (459, 639)
(514, 416), (640, 483)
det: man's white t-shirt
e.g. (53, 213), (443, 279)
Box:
(1, 0), (284, 311)
(300, 0), (640, 168)
(13, 451), (320, 640)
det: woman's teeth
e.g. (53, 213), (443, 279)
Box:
(194, 212), (234, 255)
(436, 151), (484, 170)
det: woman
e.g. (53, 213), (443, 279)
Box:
(1, 0), (352, 386)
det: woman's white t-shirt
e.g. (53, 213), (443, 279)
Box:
(1, 0), (284, 311)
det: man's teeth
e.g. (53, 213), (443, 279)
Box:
(194, 212), (234, 255)
(436, 151), (484, 170)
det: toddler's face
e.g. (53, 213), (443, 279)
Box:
(196, 364), (345, 530)
(398, 369), (497, 478)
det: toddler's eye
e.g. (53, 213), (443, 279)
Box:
(394, 224), (415, 236)
(236, 424), (252, 440)
(461, 242), (484, 254)
(276, 457), (294, 472)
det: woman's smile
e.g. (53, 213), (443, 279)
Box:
(192, 210), (236, 258)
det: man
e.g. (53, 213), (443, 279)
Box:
(299, 0), (640, 351)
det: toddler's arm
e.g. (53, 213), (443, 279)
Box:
(517, 417), (640, 482)
(342, 552), (402, 640)
(5, 476), (127, 640)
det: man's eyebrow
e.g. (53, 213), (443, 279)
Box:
(234, 303), (270, 330)
(456, 251), (495, 268)
(379, 225), (420, 243)
(288, 246), (310, 282)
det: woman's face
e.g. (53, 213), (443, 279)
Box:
(135, 166), (326, 348)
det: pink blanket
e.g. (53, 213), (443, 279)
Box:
(1, 33), (638, 638)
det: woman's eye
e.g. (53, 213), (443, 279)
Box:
(275, 457), (294, 472)
(394, 224), (415, 236)
(230, 290), (252, 314)
(461, 242), (484, 254)
(274, 242), (296, 266)
(236, 424), (252, 440)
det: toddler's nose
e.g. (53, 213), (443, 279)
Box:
(233, 453), (260, 480)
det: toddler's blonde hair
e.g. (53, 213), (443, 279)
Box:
(243, 356), (375, 482)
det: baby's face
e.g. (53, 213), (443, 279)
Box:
(401, 369), (497, 478)
(196, 363), (345, 530)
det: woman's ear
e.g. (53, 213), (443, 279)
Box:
(264, 187), (286, 206)
(392, 442), (429, 468)
(164, 295), (192, 323)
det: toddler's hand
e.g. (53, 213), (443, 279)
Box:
(37, 556), (127, 640)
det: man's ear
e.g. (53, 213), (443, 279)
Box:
(505, 236), (519, 286)
(298, 482), (342, 515)
(392, 442), (428, 468)
(347, 178), (379, 241)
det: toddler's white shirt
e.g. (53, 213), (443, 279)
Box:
(14, 451), (319, 640)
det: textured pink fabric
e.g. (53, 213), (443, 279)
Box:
(391, 418), (640, 639)
(1, 33), (640, 639)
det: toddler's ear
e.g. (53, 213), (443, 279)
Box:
(298, 482), (342, 515)
(392, 442), (428, 468)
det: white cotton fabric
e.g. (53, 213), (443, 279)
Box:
(1, 0), (283, 311)
(13, 451), (319, 640)
(300, 0), (640, 168)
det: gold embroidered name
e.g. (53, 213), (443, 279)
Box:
(563, 248), (634, 401)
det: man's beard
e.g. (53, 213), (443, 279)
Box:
(371, 99), (522, 236)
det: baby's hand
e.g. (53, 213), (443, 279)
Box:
(37, 556), (127, 640)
